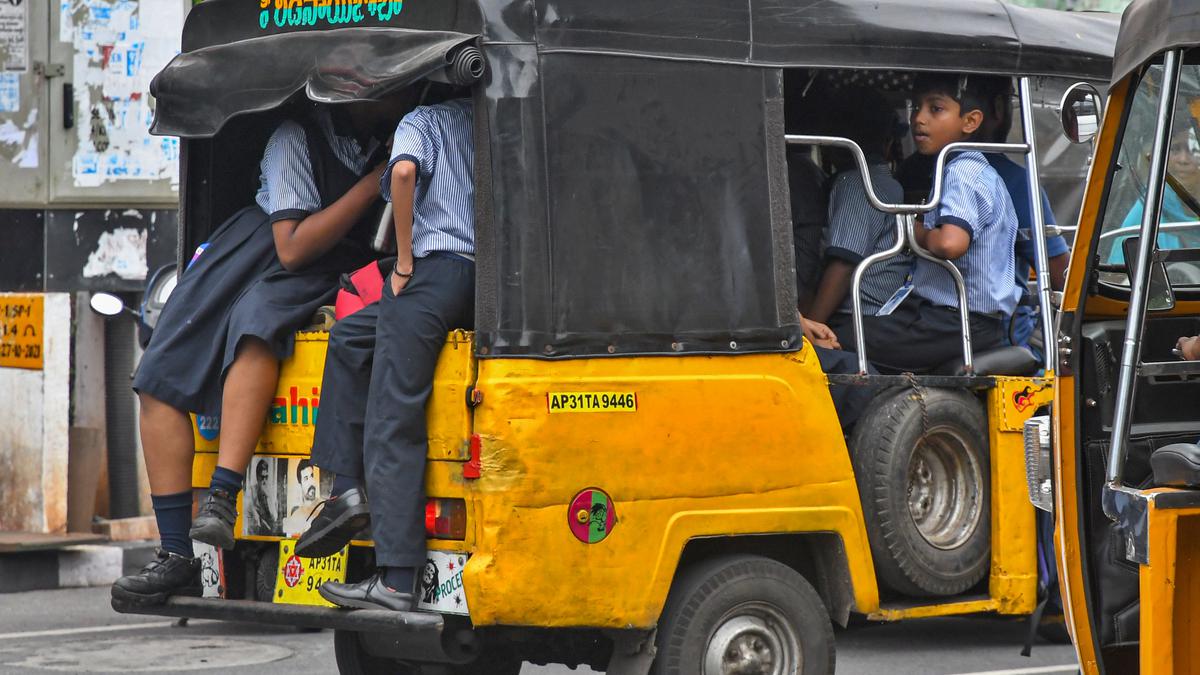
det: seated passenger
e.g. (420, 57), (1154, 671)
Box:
(807, 88), (909, 336)
(845, 74), (1021, 373)
(978, 82), (1070, 359)
(112, 95), (411, 605)
(293, 98), (476, 613)
(1107, 124), (1200, 263)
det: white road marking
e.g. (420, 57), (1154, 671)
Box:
(0, 621), (178, 640)
(945, 666), (1078, 675)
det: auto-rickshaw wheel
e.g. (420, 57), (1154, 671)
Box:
(849, 387), (990, 598)
(652, 554), (834, 675)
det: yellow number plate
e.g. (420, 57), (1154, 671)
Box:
(274, 540), (347, 606)
(547, 392), (638, 413)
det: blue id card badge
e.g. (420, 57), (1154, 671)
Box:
(876, 281), (913, 317)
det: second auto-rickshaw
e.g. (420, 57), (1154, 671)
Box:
(111, 0), (1117, 672)
(1032, 0), (1200, 673)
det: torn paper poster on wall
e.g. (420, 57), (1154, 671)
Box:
(0, 106), (39, 169)
(0, 73), (19, 113)
(61, 0), (184, 189)
(81, 226), (148, 280)
(0, 1), (28, 72)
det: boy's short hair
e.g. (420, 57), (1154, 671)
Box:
(912, 73), (1009, 119)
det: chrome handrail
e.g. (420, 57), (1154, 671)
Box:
(1104, 49), (1184, 497)
(785, 135), (1034, 374)
(1019, 76), (1058, 375)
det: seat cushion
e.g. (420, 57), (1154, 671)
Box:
(934, 345), (1040, 377)
(1151, 443), (1200, 488)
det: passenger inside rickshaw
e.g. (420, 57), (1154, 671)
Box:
(786, 70), (1058, 375)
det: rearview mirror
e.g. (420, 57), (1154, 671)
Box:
(89, 292), (127, 317)
(1060, 82), (1103, 144)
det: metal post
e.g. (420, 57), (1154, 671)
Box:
(784, 136), (1029, 372)
(903, 214), (974, 373)
(851, 214), (908, 374)
(1018, 76), (1057, 374)
(1106, 50), (1183, 486)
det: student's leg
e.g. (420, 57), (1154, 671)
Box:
(320, 256), (474, 609)
(215, 337), (280, 474)
(295, 303), (380, 558)
(112, 393), (203, 603)
(190, 337), (280, 549)
(310, 301), (381, 489)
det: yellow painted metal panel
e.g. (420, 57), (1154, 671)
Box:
(869, 598), (998, 621)
(460, 346), (880, 628)
(984, 377), (1048, 616)
(1056, 77), (1132, 675)
(1140, 499), (1200, 675)
(192, 329), (475, 487)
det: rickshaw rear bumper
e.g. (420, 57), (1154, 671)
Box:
(111, 595), (476, 663)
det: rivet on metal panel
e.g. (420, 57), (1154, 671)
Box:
(607, 345), (616, 354)
(671, 342), (682, 352)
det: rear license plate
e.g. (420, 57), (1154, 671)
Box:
(417, 551), (470, 615)
(274, 540), (347, 606)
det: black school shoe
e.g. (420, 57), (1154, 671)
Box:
(111, 549), (202, 605)
(295, 488), (371, 559)
(189, 487), (238, 549)
(319, 573), (414, 611)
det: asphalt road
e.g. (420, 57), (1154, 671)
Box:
(0, 587), (1078, 674)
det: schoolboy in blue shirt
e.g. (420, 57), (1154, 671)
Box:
(847, 74), (1022, 373)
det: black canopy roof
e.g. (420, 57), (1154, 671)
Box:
(1113, 0), (1200, 85)
(154, 0), (1117, 138)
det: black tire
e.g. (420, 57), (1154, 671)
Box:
(848, 387), (990, 598)
(333, 630), (521, 675)
(254, 545), (279, 602)
(653, 554), (834, 675)
(334, 630), (416, 675)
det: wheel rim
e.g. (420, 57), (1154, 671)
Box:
(703, 601), (802, 675)
(906, 425), (983, 550)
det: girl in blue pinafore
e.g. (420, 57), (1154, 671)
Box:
(113, 94), (414, 605)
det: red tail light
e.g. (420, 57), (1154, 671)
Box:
(424, 498), (467, 540)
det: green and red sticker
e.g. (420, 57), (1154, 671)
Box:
(568, 488), (617, 544)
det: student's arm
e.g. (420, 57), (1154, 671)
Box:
(1049, 252), (1069, 291)
(798, 311), (840, 350)
(389, 160), (417, 295)
(921, 223), (971, 260)
(272, 165), (386, 272)
(808, 260), (854, 324)
(811, 173), (873, 322)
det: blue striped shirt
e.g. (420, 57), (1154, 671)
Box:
(911, 152), (1022, 316)
(255, 107), (376, 222)
(825, 163), (910, 315)
(381, 99), (475, 258)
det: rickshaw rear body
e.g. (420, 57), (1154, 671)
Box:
(116, 0), (1118, 669)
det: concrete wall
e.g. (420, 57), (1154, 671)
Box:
(0, 293), (71, 533)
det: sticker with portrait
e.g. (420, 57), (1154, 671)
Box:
(243, 456), (288, 537)
(281, 457), (326, 538)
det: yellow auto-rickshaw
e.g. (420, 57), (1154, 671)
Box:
(111, 1), (1117, 673)
(1028, 0), (1200, 673)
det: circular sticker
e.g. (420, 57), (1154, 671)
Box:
(282, 555), (304, 588)
(568, 488), (617, 544)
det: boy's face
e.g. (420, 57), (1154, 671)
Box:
(910, 91), (983, 156)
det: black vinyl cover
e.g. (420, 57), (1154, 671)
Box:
(1113, 0), (1200, 86)
(150, 28), (476, 138)
(532, 0), (1117, 80)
